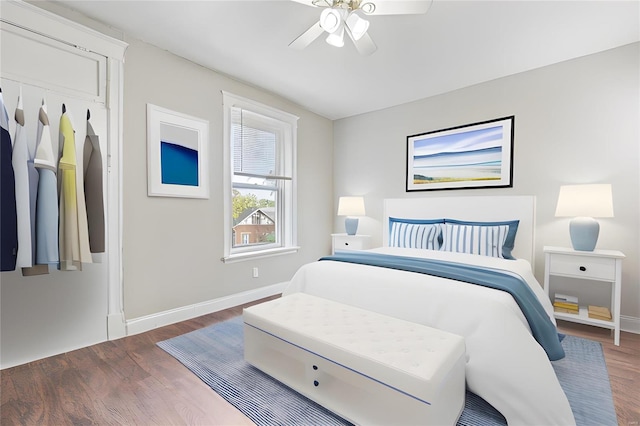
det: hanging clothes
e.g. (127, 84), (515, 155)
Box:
(0, 89), (18, 271)
(27, 110), (39, 266)
(12, 95), (33, 268)
(34, 99), (59, 265)
(83, 110), (105, 253)
(58, 108), (91, 270)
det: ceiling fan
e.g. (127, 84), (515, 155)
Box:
(289, 0), (433, 56)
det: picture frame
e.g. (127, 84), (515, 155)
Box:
(147, 104), (209, 198)
(406, 116), (514, 192)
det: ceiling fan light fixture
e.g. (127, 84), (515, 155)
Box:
(320, 8), (342, 33)
(325, 26), (345, 47)
(346, 11), (369, 41)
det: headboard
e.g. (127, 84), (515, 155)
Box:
(383, 196), (536, 264)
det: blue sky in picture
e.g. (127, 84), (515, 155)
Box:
(412, 125), (503, 181)
(161, 141), (199, 186)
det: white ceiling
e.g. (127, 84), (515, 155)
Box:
(52, 0), (639, 120)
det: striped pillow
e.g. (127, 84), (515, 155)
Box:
(389, 220), (442, 250)
(440, 223), (510, 258)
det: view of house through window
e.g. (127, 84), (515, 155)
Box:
(232, 185), (276, 248)
(222, 92), (298, 260)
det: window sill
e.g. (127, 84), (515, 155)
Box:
(221, 246), (300, 264)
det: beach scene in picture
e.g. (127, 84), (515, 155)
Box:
(411, 125), (503, 185)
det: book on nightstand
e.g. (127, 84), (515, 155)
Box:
(554, 293), (579, 314)
(554, 306), (579, 314)
(554, 293), (578, 304)
(588, 305), (612, 321)
(554, 301), (579, 310)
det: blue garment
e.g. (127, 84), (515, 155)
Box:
(35, 169), (59, 265)
(27, 158), (38, 263)
(34, 100), (58, 265)
(0, 93), (18, 271)
(320, 251), (565, 360)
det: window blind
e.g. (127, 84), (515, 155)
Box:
(232, 107), (291, 179)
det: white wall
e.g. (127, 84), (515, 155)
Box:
(333, 43), (640, 326)
(120, 38), (334, 321)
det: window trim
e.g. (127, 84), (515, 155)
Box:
(221, 91), (299, 263)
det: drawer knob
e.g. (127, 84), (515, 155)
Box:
(313, 380), (319, 387)
(312, 365), (318, 370)
(579, 266), (586, 272)
(344, 242), (349, 246)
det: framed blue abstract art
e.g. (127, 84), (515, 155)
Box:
(147, 104), (209, 198)
(406, 116), (514, 192)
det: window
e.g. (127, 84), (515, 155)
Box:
(222, 92), (299, 262)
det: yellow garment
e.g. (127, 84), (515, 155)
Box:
(58, 112), (92, 270)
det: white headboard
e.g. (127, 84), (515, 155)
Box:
(383, 196), (536, 264)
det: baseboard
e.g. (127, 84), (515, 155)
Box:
(125, 282), (287, 336)
(621, 315), (640, 335)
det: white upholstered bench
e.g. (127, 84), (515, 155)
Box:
(243, 293), (466, 425)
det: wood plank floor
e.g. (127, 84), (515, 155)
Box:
(2, 296), (639, 425)
(555, 320), (640, 426)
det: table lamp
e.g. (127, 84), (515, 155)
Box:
(555, 184), (614, 251)
(337, 196), (365, 235)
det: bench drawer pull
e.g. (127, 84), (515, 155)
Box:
(313, 380), (319, 387)
(579, 266), (586, 272)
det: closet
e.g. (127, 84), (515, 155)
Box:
(0, 0), (126, 368)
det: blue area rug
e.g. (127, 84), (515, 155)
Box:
(157, 316), (617, 426)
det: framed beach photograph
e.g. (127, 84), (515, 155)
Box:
(147, 104), (210, 198)
(406, 116), (514, 192)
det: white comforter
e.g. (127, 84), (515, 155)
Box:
(283, 247), (575, 426)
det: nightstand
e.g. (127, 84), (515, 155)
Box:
(543, 246), (625, 345)
(331, 234), (371, 255)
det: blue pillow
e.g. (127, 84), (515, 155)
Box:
(389, 217), (444, 250)
(442, 219), (520, 259)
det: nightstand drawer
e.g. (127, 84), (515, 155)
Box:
(331, 234), (371, 254)
(333, 236), (367, 251)
(549, 254), (616, 281)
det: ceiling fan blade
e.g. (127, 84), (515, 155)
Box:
(362, 0), (433, 15)
(290, 0), (332, 7)
(289, 21), (325, 49)
(290, 0), (316, 7)
(350, 30), (377, 56)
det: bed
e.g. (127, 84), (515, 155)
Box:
(283, 196), (576, 425)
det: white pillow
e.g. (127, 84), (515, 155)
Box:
(440, 223), (509, 258)
(389, 222), (441, 250)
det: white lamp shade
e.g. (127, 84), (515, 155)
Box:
(337, 196), (366, 216)
(325, 26), (345, 47)
(320, 8), (342, 33)
(555, 184), (614, 218)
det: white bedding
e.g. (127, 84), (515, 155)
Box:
(283, 247), (575, 426)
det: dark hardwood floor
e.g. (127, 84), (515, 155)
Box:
(2, 296), (639, 425)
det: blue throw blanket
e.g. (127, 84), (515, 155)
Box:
(319, 251), (565, 361)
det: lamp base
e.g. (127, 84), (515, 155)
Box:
(345, 217), (359, 236)
(569, 217), (599, 251)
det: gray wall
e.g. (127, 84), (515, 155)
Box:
(333, 43), (640, 323)
(122, 38), (333, 319)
